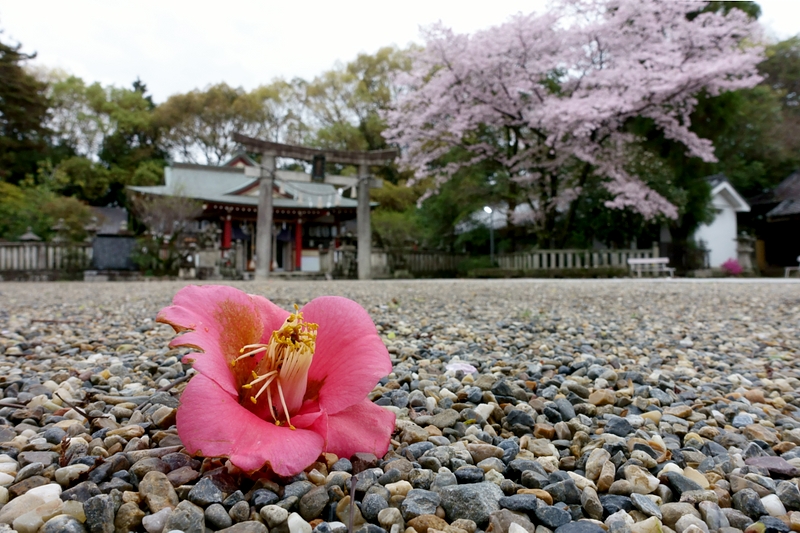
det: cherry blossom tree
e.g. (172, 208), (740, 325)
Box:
(383, 0), (764, 246)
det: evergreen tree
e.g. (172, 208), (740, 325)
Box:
(0, 33), (49, 184)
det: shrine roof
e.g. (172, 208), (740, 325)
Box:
(128, 163), (359, 210)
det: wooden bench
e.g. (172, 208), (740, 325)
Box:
(627, 257), (675, 278)
(786, 256), (800, 278)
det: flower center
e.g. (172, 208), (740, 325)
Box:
(233, 305), (317, 429)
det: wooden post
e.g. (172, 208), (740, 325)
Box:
(295, 218), (303, 271)
(222, 215), (232, 252)
(756, 239), (766, 272)
(357, 163), (371, 280)
(255, 154), (275, 280)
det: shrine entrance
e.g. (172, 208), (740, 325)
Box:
(233, 133), (396, 280)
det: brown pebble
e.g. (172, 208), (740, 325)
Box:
(425, 426), (443, 437)
(323, 453), (339, 469)
(107, 443), (123, 455)
(588, 390), (616, 406)
(408, 514), (449, 533)
(713, 487), (731, 508)
(533, 423), (555, 439)
(774, 442), (797, 454)
(166, 466), (200, 487)
(115, 501), (145, 533)
(744, 389), (766, 404)
(517, 488), (553, 505)
(351, 453), (379, 474)
(8, 475), (50, 498)
(451, 520), (478, 533)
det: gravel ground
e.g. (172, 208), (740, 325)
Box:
(0, 279), (800, 533)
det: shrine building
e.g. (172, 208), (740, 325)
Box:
(128, 154), (361, 272)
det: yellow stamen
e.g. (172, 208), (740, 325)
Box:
(276, 380), (295, 430)
(232, 344), (269, 366)
(236, 305), (317, 429)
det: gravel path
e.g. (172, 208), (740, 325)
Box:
(0, 279), (799, 533)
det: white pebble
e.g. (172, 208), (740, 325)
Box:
(25, 483), (62, 503)
(761, 494), (787, 517)
(12, 510), (45, 533)
(143, 508), (173, 533)
(260, 505), (289, 527)
(287, 512), (312, 533)
(55, 464), (91, 486)
(509, 524), (528, 533)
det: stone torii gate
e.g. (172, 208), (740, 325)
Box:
(233, 133), (397, 280)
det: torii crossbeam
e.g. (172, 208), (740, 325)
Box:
(233, 133), (397, 280)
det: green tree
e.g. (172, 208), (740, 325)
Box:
(156, 83), (265, 164)
(299, 47), (412, 182)
(758, 35), (800, 172)
(40, 73), (166, 205)
(0, 182), (93, 241)
(370, 180), (425, 249)
(99, 79), (167, 172)
(45, 72), (107, 158)
(416, 168), (496, 252)
(0, 33), (49, 184)
(251, 79), (308, 145)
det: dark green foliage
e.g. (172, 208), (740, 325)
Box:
(130, 235), (183, 277)
(0, 182), (94, 242)
(0, 34), (49, 184)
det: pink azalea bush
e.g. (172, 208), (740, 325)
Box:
(721, 258), (743, 276)
(157, 285), (395, 476)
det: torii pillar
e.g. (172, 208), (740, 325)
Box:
(232, 133), (397, 281)
(255, 153), (275, 280)
(357, 163), (371, 280)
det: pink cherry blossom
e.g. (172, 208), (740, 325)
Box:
(384, 0), (763, 232)
(157, 285), (395, 476)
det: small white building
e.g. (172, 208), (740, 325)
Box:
(694, 174), (750, 268)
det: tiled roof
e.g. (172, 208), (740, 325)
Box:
(767, 199), (800, 218)
(128, 163), (358, 210)
(749, 170), (800, 206)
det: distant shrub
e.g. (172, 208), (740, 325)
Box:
(458, 256), (496, 275)
(721, 258), (743, 276)
(467, 267), (628, 279)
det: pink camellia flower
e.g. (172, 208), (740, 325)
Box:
(156, 285), (395, 476)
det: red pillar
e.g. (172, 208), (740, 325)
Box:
(222, 216), (232, 250)
(295, 218), (303, 270)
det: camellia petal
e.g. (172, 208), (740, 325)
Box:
(302, 296), (393, 415)
(322, 400), (396, 459)
(445, 362), (477, 374)
(176, 373), (325, 476)
(157, 285), (289, 391)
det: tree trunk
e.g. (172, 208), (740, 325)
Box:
(505, 180), (520, 251)
(556, 162), (592, 248)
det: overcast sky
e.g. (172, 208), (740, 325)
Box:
(1, 0), (798, 103)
